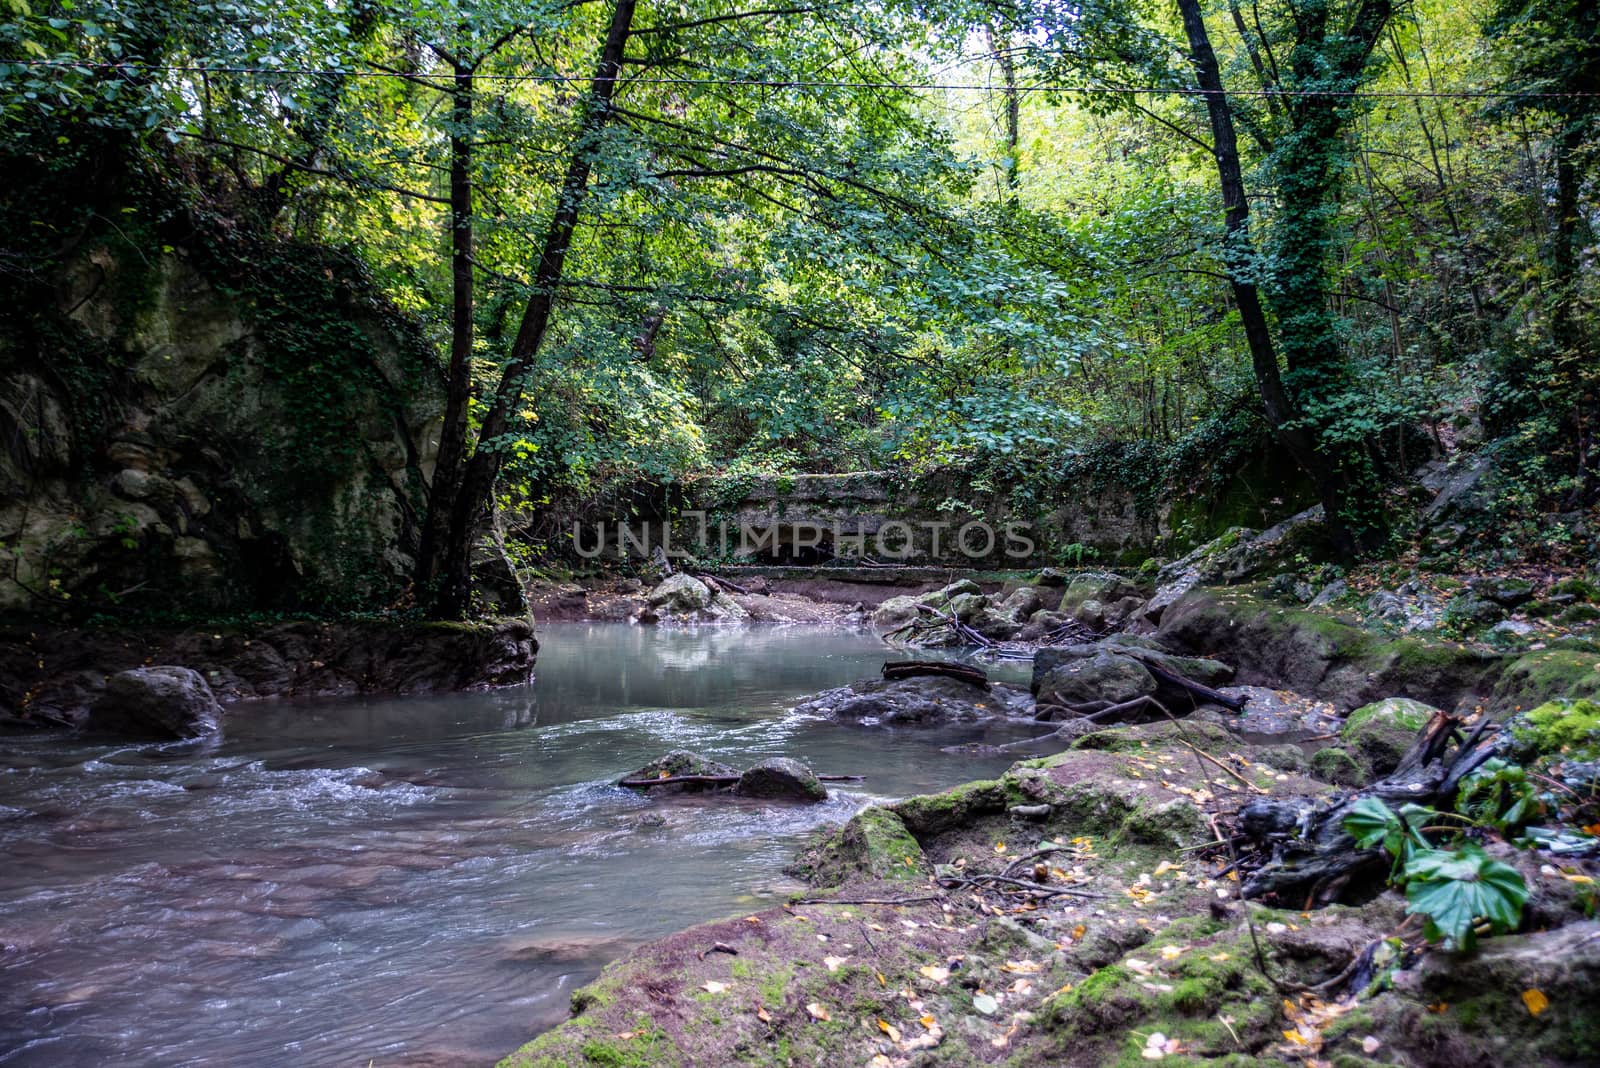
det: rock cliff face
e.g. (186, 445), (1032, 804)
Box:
(0, 229), (442, 616)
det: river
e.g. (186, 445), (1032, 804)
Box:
(0, 623), (1031, 1066)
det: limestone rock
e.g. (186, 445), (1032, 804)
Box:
(647, 573), (713, 613)
(1032, 648), (1156, 717)
(871, 594), (922, 631)
(88, 666), (221, 739)
(1341, 697), (1439, 776)
(997, 585), (1044, 622)
(793, 676), (1032, 726)
(733, 757), (828, 802)
(622, 749), (740, 792)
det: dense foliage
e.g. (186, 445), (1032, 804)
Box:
(2, 0), (1594, 604)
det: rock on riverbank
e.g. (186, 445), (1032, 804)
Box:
(502, 716), (1600, 1068)
(0, 618), (537, 729)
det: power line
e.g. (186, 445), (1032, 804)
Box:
(7, 58), (1598, 100)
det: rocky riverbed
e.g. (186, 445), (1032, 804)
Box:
(500, 565), (1600, 1068)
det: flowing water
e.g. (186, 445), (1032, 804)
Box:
(0, 623), (1034, 1066)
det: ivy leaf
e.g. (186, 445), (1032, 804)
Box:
(1402, 844), (1529, 951)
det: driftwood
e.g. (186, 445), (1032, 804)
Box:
(1223, 711), (1500, 908)
(883, 604), (997, 648)
(696, 573), (750, 596)
(620, 773), (865, 788)
(1139, 660), (1247, 712)
(881, 660), (989, 688)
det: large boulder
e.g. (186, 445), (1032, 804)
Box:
(871, 594), (923, 631)
(1142, 507), (1324, 624)
(996, 586), (1045, 623)
(1031, 647), (1156, 716)
(793, 676), (1032, 726)
(646, 573), (713, 613)
(733, 757), (828, 802)
(1341, 697), (1438, 776)
(88, 666), (221, 739)
(968, 606), (1024, 641)
(1058, 571), (1143, 614)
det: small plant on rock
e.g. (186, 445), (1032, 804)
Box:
(1344, 796), (1529, 952)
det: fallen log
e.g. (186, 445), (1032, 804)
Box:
(696, 573), (751, 596)
(620, 773), (865, 788)
(1224, 711), (1501, 908)
(1138, 659), (1247, 712)
(881, 660), (989, 688)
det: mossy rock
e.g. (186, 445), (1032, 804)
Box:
(1309, 745), (1366, 786)
(1552, 576), (1600, 603)
(1509, 699), (1600, 765)
(1341, 698), (1438, 777)
(501, 1014), (681, 1068)
(786, 806), (928, 886)
(892, 777), (1010, 837)
(1042, 917), (1280, 1060)
(1490, 648), (1600, 713)
(1559, 604), (1600, 625)
(1322, 922), (1600, 1066)
(622, 749), (739, 792)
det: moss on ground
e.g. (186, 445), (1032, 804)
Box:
(1492, 648), (1600, 713)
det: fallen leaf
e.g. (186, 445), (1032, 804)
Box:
(806, 1002), (831, 1022)
(824, 955), (848, 973)
(875, 971), (886, 987)
(877, 1018), (901, 1042)
(1362, 1036), (1381, 1053)
(701, 981), (729, 994)
(756, 1005), (772, 1023)
(972, 993), (998, 1015)
(918, 965), (950, 984)
(1002, 959), (1043, 974)
(1282, 1029), (1307, 1045)
(1522, 989), (1549, 1017)
(1160, 945), (1184, 960)
(919, 1013), (936, 1029)
(612, 1031), (637, 1040)
(995, 842), (1007, 854)
(1071, 924), (1087, 940)
(868, 1056), (893, 1068)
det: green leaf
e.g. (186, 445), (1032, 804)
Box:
(1403, 844), (1529, 951)
(1344, 796), (1400, 850)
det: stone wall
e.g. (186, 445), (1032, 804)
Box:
(561, 470), (1168, 568)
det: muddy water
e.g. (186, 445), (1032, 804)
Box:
(0, 624), (1032, 1066)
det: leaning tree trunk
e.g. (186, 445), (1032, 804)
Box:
(423, 0), (638, 619)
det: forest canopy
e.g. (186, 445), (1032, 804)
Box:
(1, 0), (1594, 611)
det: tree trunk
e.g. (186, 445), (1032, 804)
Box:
(414, 57), (477, 596)
(424, 0), (638, 619)
(987, 24), (1021, 197)
(1551, 122), (1597, 502)
(1177, 0), (1391, 559)
(1175, 0), (1324, 496)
